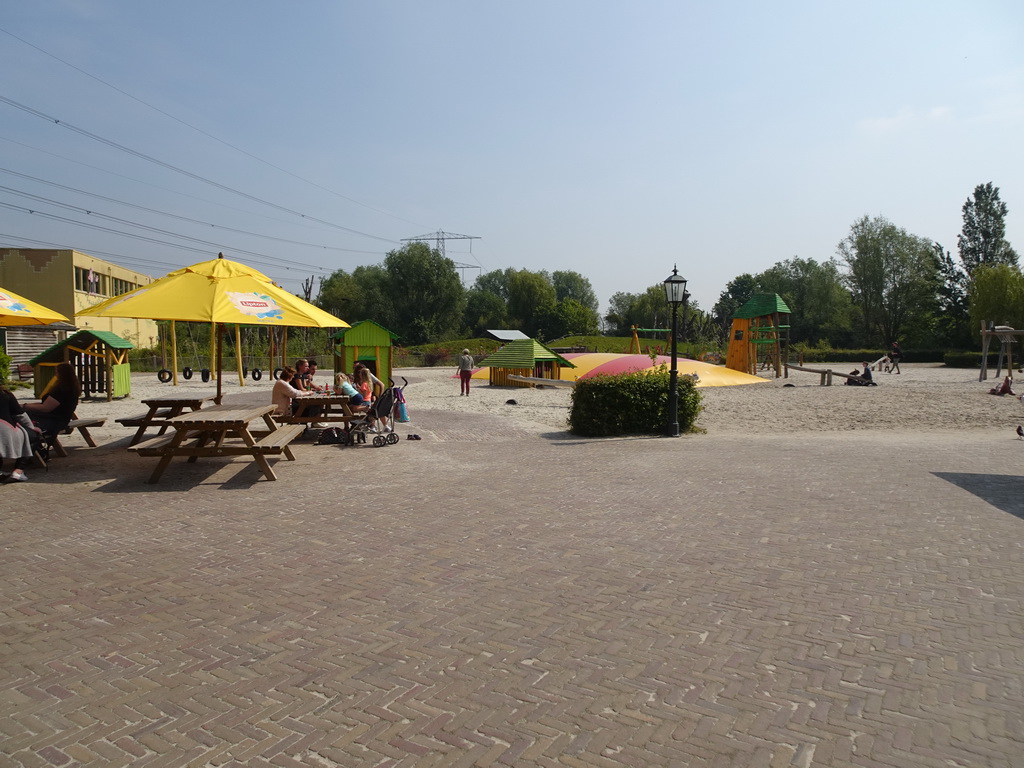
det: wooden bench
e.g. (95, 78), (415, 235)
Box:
(33, 416), (106, 467)
(15, 363), (33, 381)
(253, 425), (305, 453)
(116, 409), (174, 428)
(128, 434), (180, 457)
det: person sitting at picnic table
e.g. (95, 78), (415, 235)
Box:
(989, 375), (1015, 396)
(334, 373), (369, 410)
(354, 365), (374, 402)
(23, 362), (81, 435)
(271, 366), (324, 427)
(354, 362), (389, 431)
(292, 358), (312, 392)
(272, 366), (304, 416)
(306, 359), (327, 393)
(0, 383), (41, 482)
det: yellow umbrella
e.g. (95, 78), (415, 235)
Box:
(0, 286), (70, 326)
(79, 254), (349, 402)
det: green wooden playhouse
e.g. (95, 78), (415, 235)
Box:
(477, 338), (575, 387)
(333, 320), (397, 384)
(30, 329), (133, 401)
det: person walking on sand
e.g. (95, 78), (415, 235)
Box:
(889, 341), (902, 374)
(457, 348), (475, 396)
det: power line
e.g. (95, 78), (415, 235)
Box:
(0, 134), (376, 238)
(0, 25), (431, 230)
(0, 94), (401, 244)
(0, 233), (331, 286)
(0, 201), (349, 276)
(0, 168), (384, 256)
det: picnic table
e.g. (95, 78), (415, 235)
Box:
(117, 395), (215, 446)
(128, 403), (304, 484)
(274, 393), (361, 427)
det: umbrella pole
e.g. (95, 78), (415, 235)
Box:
(172, 321), (179, 386)
(235, 324), (244, 388)
(216, 323), (223, 404)
(209, 322), (217, 382)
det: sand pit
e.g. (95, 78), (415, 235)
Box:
(40, 361), (1024, 443)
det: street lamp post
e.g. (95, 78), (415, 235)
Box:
(663, 266), (689, 437)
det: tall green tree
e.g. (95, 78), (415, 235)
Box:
(383, 242), (465, 344)
(969, 264), (1024, 334)
(506, 269), (558, 337)
(463, 288), (509, 337)
(958, 182), (1018, 275)
(473, 268), (515, 300)
(550, 270), (599, 312)
(712, 274), (757, 332)
(605, 285), (673, 336)
(934, 243), (972, 347)
(837, 215), (939, 346)
(754, 257), (853, 346)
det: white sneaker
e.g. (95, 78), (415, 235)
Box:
(312, 422), (328, 429)
(10, 469), (27, 482)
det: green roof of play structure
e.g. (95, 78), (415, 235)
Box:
(30, 329), (133, 364)
(733, 293), (791, 319)
(332, 320), (398, 344)
(478, 339), (576, 369)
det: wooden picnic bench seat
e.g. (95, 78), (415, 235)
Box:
(116, 409), (174, 428)
(128, 434), (180, 456)
(63, 417), (106, 448)
(253, 425), (305, 453)
(33, 416), (107, 468)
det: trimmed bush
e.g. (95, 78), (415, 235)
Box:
(568, 368), (702, 437)
(943, 350), (1002, 368)
(0, 345), (9, 385)
(794, 347), (947, 364)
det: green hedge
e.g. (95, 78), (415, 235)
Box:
(943, 350), (1006, 368)
(568, 368), (702, 437)
(0, 345), (10, 385)
(794, 348), (948, 364)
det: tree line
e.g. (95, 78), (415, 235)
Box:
(314, 182), (1017, 351)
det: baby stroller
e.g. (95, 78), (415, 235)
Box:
(342, 379), (402, 447)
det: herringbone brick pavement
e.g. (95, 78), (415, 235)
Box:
(1, 404), (1022, 767)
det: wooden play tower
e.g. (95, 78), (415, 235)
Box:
(725, 294), (791, 377)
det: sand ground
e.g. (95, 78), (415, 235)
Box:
(39, 361), (1024, 442)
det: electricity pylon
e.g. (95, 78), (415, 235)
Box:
(402, 230), (482, 283)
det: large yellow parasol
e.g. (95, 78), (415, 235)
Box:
(0, 286), (70, 326)
(79, 254), (349, 401)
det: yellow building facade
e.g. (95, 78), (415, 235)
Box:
(0, 248), (158, 346)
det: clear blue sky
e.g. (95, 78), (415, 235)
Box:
(2, 1), (1022, 315)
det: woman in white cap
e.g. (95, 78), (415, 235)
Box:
(457, 348), (475, 396)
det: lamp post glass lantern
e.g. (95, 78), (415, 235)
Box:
(663, 266), (689, 437)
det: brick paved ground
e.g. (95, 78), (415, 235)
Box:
(1, 400), (1022, 767)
